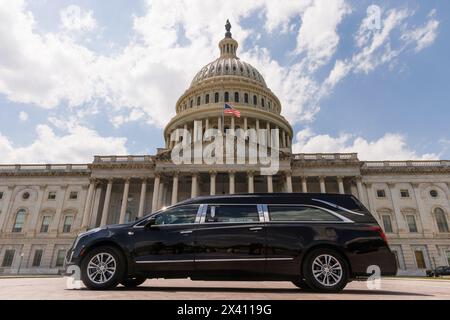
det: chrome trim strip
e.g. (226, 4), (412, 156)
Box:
(311, 199), (365, 216)
(136, 260), (194, 264)
(135, 257), (294, 264)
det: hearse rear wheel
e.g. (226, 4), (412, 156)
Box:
(303, 248), (349, 293)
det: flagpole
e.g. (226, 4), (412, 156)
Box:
(222, 103), (225, 135)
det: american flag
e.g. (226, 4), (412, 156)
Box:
(223, 103), (241, 118)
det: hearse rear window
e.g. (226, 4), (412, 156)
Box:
(206, 205), (259, 223)
(268, 206), (341, 222)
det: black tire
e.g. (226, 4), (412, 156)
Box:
(291, 278), (313, 291)
(80, 246), (125, 290)
(121, 276), (147, 288)
(302, 248), (349, 293)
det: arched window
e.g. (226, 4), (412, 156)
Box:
(224, 92), (229, 102)
(12, 209), (26, 233)
(190, 99), (193, 108)
(253, 95), (257, 105)
(197, 96), (201, 106)
(261, 98), (265, 108)
(205, 94), (210, 104)
(214, 92), (219, 103)
(234, 92), (239, 103)
(435, 208), (449, 233)
(244, 93), (249, 104)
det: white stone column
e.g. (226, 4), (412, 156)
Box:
(205, 118), (209, 133)
(364, 182), (381, 224)
(356, 177), (366, 205)
(82, 179), (96, 229)
(100, 179), (113, 226)
(229, 171), (235, 194)
(319, 176), (326, 194)
(256, 119), (259, 132)
(266, 122), (270, 147)
(191, 173), (198, 198)
(119, 178), (130, 224)
(183, 124), (188, 144)
(151, 174), (160, 213)
(301, 177), (308, 193)
(248, 171), (254, 193)
(50, 185), (68, 233)
(210, 171), (216, 195)
(267, 175), (273, 193)
(0, 186), (13, 233)
(285, 172), (293, 193)
(26, 185), (46, 234)
(158, 181), (165, 209)
(218, 116), (222, 132)
(138, 178), (147, 218)
(171, 173), (179, 205)
(387, 183), (407, 233)
(412, 183), (433, 235)
(244, 117), (248, 130)
(282, 130), (286, 148)
(337, 177), (345, 194)
(231, 117), (235, 130)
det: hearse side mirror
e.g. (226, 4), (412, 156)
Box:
(145, 217), (156, 228)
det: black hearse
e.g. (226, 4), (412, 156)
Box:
(66, 193), (397, 292)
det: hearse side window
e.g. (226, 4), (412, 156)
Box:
(268, 206), (341, 222)
(153, 205), (199, 225)
(205, 205), (259, 223)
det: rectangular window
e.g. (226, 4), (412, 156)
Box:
(400, 189), (410, 198)
(55, 250), (66, 267)
(382, 215), (393, 233)
(32, 249), (43, 267)
(69, 191), (78, 200)
(414, 250), (426, 269)
(205, 205), (259, 223)
(154, 205), (199, 225)
(12, 211), (26, 233)
(268, 206), (340, 222)
(48, 191), (56, 200)
(63, 216), (73, 233)
(214, 92), (219, 103)
(406, 215), (418, 233)
(2, 249), (15, 267)
(205, 94), (210, 104)
(376, 189), (386, 198)
(244, 93), (249, 104)
(40, 216), (52, 233)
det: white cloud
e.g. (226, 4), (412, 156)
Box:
(0, 0), (440, 132)
(402, 11), (439, 52)
(292, 128), (438, 160)
(0, 124), (127, 164)
(18, 111), (28, 122)
(60, 5), (97, 32)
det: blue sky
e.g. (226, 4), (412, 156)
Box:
(0, 0), (448, 163)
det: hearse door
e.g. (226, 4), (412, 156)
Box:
(132, 204), (201, 273)
(193, 204), (267, 278)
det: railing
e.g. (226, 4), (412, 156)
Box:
(93, 155), (154, 163)
(0, 164), (89, 173)
(363, 160), (450, 168)
(293, 153), (358, 161)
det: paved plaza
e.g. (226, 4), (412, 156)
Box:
(0, 277), (449, 300)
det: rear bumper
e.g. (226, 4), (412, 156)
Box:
(349, 246), (398, 278)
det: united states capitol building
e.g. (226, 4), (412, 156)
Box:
(1, 24), (449, 276)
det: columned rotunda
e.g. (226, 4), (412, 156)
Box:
(0, 23), (449, 276)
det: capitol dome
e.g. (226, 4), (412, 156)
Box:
(164, 20), (293, 153)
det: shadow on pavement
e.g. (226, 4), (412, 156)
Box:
(88, 286), (432, 297)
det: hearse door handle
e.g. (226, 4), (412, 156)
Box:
(180, 230), (193, 235)
(249, 227), (263, 231)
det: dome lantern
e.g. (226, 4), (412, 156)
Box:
(219, 19), (238, 58)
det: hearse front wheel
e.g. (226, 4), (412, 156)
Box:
(303, 248), (349, 293)
(80, 246), (125, 290)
